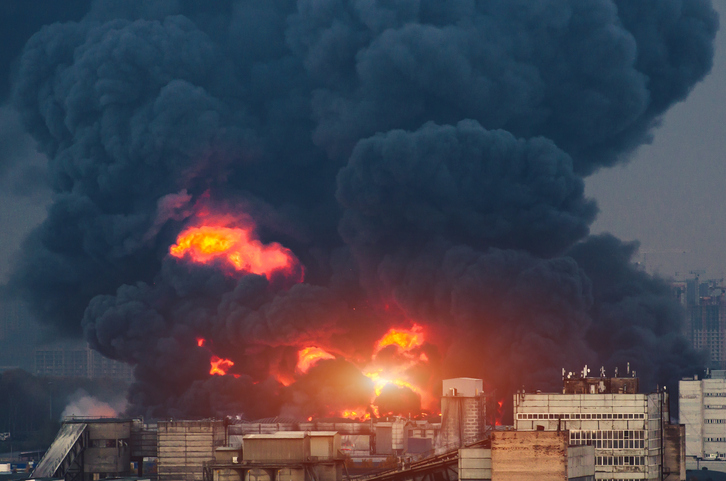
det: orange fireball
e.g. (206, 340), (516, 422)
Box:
(170, 224), (301, 279)
(374, 324), (424, 355)
(297, 347), (336, 373)
(210, 356), (234, 376)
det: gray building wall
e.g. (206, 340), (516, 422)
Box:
(157, 420), (225, 481)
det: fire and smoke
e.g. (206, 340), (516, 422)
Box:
(5, 0), (718, 420)
(61, 389), (128, 419)
(170, 224), (302, 280)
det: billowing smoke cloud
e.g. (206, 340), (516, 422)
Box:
(61, 389), (128, 419)
(6, 0), (717, 419)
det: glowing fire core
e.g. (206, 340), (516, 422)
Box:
(170, 224), (300, 279)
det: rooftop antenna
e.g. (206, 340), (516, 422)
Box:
(614, 367), (619, 378)
(627, 362), (630, 376)
(562, 368), (565, 380)
(581, 365), (590, 378)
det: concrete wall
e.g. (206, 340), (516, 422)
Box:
(439, 395), (486, 451)
(310, 433), (340, 460)
(567, 445), (595, 479)
(376, 425), (392, 454)
(157, 420), (225, 481)
(84, 421), (132, 477)
(491, 431), (568, 481)
(459, 447), (491, 481)
(243, 434), (309, 463)
(663, 424), (685, 481)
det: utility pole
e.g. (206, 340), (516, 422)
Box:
(48, 381), (52, 422)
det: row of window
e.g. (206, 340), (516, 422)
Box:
(571, 430), (645, 440)
(706, 438), (726, 442)
(570, 430), (646, 449)
(706, 405), (726, 409)
(705, 419), (726, 424)
(517, 412), (644, 420)
(596, 456), (646, 466)
(705, 392), (726, 397)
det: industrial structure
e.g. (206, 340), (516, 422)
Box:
(31, 418), (134, 481)
(514, 367), (684, 480)
(33, 373), (686, 481)
(437, 378), (487, 453)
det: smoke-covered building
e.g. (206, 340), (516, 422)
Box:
(679, 277), (726, 370)
(514, 369), (682, 481)
(34, 345), (133, 381)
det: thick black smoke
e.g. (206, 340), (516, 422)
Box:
(5, 0), (717, 418)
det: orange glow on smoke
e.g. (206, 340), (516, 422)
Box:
(374, 324), (424, 355)
(197, 338), (205, 347)
(210, 356), (234, 376)
(170, 225), (300, 279)
(297, 347), (336, 373)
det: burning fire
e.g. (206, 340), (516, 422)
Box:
(210, 356), (234, 376)
(365, 371), (422, 397)
(374, 324), (424, 356)
(297, 347), (336, 373)
(338, 323), (432, 420)
(200, 322), (434, 420)
(170, 224), (301, 280)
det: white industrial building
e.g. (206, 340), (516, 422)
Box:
(679, 370), (726, 471)
(513, 368), (681, 481)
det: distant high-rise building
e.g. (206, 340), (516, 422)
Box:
(34, 345), (133, 382)
(679, 277), (726, 369)
(0, 298), (42, 371)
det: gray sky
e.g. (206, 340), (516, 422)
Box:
(587, 0), (726, 281)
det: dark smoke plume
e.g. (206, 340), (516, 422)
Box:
(5, 0), (717, 418)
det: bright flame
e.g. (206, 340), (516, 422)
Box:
(297, 347), (335, 373)
(341, 408), (372, 421)
(197, 338), (205, 347)
(170, 225), (301, 279)
(374, 324), (424, 356)
(365, 371), (423, 397)
(210, 356), (234, 376)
